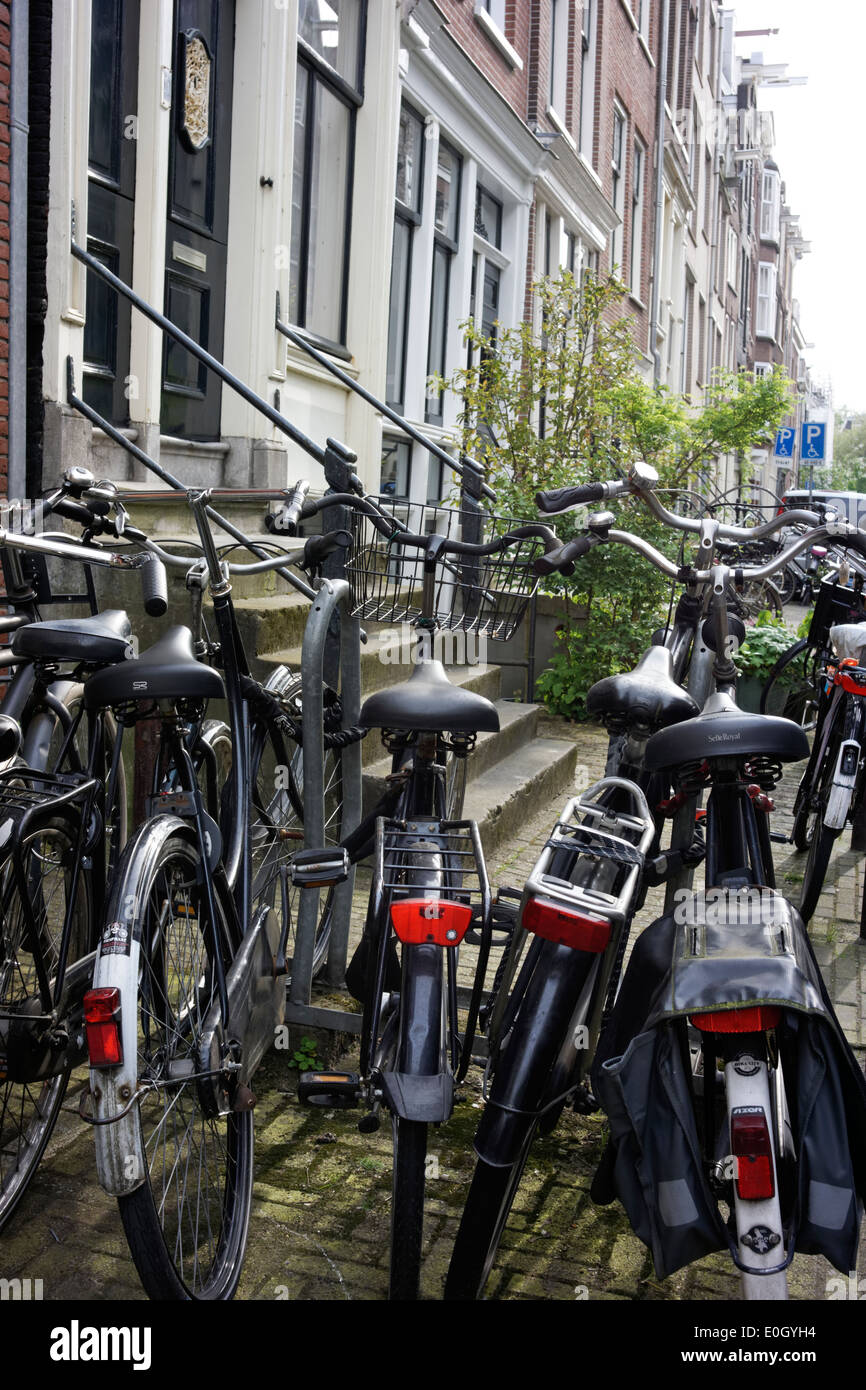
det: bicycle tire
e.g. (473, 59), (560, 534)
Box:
(444, 1131), (536, 1301)
(796, 697), (854, 915)
(0, 815), (90, 1231)
(759, 638), (814, 724)
(249, 713), (335, 978)
(445, 941), (596, 1300)
(116, 833), (254, 1300)
(389, 1117), (428, 1301)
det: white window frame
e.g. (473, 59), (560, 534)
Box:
(754, 362), (773, 380)
(610, 104), (627, 275)
(726, 224), (738, 289)
(579, 0), (596, 165)
(760, 168), (780, 243)
(629, 137), (645, 297)
(756, 261), (777, 339)
(549, 0), (568, 121)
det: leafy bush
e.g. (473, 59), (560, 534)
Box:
(735, 616), (800, 684)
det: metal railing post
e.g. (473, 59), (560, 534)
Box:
(292, 578), (360, 1005)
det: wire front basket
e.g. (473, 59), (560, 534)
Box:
(346, 498), (546, 642)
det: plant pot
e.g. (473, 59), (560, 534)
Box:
(737, 675), (790, 715)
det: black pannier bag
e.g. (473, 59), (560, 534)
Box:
(590, 890), (866, 1278)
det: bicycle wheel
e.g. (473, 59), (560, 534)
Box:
(390, 1117), (428, 1301)
(760, 638), (817, 727)
(116, 833), (253, 1300)
(249, 713), (338, 978)
(797, 719), (844, 922)
(444, 1130), (537, 1301)
(0, 817), (90, 1230)
(445, 941), (597, 1300)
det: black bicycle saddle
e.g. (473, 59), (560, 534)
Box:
(645, 690), (809, 770)
(84, 625), (225, 708)
(587, 644), (699, 730)
(359, 657), (499, 734)
(12, 610), (133, 666)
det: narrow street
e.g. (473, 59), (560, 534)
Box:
(2, 718), (863, 1304)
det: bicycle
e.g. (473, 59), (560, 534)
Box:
(786, 575), (866, 927)
(81, 484), (362, 1299)
(294, 490), (560, 1299)
(0, 499), (171, 1231)
(447, 465), (866, 1300)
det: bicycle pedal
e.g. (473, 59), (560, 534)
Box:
(291, 847), (350, 888)
(573, 1087), (600, 1115)
(297, 1070), (361, 1108)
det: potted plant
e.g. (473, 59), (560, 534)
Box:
(735, 615), (802, 714)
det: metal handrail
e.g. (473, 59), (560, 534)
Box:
(66, 360), (318, 602)
(275, 293), (496, 504)
(71, 234), (336, 470)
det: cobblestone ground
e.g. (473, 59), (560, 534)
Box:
(2, 717), (865, 1304)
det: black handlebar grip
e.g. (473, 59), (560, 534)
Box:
(303, 529), (353, 569)
(51, 497), (98, 527)
(533, 534), (597, 577)
(535, 482), (606, 513)
(139, 553), (168, 617)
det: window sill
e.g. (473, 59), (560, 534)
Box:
(473, 7), (524, 70)
(546, 105), (576, 148)
(628, 292), (647, 311)
(577, 152), (602, 187)
(637, 33), (654, 66)
(620, 0), (639, 31)
(286, 324), (353, 364)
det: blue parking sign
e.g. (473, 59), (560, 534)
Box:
(774, 427), (795, 458)
(801, 422), (826, 460)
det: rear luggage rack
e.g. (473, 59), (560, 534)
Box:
(520, 778), (655, 934)
(367, 815), (492, 1082)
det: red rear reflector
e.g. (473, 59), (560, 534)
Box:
(83, 987), (123, 1067)
(691, 1006), (781, 1034)
(731, 1106), (775, 1200)
(522, 897), (611, 952)
(389, 899), (473, 947)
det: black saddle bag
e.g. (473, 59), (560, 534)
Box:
(590, 891), (866, 1278)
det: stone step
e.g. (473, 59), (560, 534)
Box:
(362, 699), (539, 803)
(462, 737), (579, 856)
(257, 628), (502, 701)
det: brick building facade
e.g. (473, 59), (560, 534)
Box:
(0, 0), (815, 517)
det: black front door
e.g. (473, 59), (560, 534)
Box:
(161, 0), (235, 440)
(84, 0), (140, 425)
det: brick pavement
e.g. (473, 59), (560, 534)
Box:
(1, 719), (864, 1302)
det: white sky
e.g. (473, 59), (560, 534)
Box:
(729, 0), (863, 413)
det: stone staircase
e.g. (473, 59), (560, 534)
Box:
(231, 589), (578, 856)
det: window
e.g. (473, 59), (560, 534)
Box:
(681, 274), (694, 392)
(754, 362), (773, 380)
(610, 106), (626, 274)
(550, 0), (568, 118)
(475, 184), (502, 246)
(481, 0), (506, 26)
(630, 139), (645, 295)
(760, 168), (781, 243)
(727, 224), (738, 289)
(386, 103), (424, 410)
(579, 0), (596, 162)
(636, 0), (650, 44)
(290, 0), (365, 347)
(380, 437), (411, 498)
(757, 261), (777, 338)
(426, 141), (462, 424)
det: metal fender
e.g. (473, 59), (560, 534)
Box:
(88, 815), (196, 1197)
